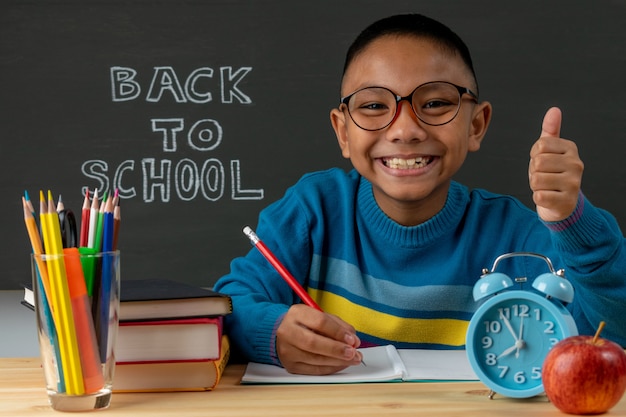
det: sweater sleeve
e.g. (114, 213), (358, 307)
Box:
(544, 192), (626, 346)
(213, 185), (313, 365)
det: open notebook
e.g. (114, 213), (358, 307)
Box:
(241, 345), (478, 384)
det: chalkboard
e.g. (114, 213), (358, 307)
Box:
(2, 0), (625, 290)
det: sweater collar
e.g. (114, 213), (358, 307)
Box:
(357, 177), (469, 248)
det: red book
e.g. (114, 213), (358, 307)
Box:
(113, 335), (230, 393)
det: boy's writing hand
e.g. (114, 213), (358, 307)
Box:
(529, 107), (584, 222)
(275, 304), (363, 375)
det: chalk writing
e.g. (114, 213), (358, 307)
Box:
(81, 66), (263, 203)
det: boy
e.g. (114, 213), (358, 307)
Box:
(214, 14), (626, 375)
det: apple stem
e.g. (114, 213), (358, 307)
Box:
(592, 321), (606, 344)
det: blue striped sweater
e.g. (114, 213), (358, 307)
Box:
(214, 168), (626, 365)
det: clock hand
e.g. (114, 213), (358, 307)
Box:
(515, 316), (525, 358)
(497, 344), (518, 359)
(499, 311), (519, 342)
(497, 339), (526, 360)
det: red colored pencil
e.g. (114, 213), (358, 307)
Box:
(79, 188), (90, 247)
(243, 226), (322, 311)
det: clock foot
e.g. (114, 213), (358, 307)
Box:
(488, 390), (496, 400)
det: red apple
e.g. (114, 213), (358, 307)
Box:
(542, 323), (626, 415)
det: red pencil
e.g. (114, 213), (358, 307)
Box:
(243, 226), (366, 366)
(243, 226), (322, 311)
(79, 188), (90, 247)
(112, 200), (121, 251)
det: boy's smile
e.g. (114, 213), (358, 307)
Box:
(381, 155), (433, 170)
(331, 35), (491, 226)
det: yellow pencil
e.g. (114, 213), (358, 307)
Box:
(40, 190), (85, 395)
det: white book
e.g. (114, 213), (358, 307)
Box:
(241, 345), (478, 384)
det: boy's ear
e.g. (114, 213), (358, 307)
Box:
(330, 108), (351, 159)
(468, 101), (493, 152)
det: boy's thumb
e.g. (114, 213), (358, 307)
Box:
(540, 107), (562, 138)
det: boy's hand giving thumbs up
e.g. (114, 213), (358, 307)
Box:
(528, 107), (584, 222)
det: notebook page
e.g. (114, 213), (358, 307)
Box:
(241, 345), (404, 384)
(398, 349), (478, 381)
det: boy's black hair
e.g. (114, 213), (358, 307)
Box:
(343, 14), (478, 93)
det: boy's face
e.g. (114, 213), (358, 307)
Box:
(330, 35), (491, 226)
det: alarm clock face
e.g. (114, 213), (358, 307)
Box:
(466, 290), (578, 398)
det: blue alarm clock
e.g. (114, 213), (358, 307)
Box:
(466, 252), (579, 399)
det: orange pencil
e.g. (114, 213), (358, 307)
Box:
(22, 197), (55, 319)
(25, 194), (65, 392)
(64, 247), (104, 393)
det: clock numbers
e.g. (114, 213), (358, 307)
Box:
(512, 304), (529, 317)
(467, 264), (578, 398)
(482, 336), (493, 348)
(495, 367), (542, 384)
(480, 303), (558, 384)
(497, 305), (530, 320)
(484, 320), (501, 333)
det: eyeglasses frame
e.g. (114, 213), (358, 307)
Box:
(339, 81), (479, 131)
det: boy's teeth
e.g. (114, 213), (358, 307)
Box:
(384, 157), (430, 169)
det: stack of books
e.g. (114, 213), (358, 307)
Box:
(22, 278), (233, 392)
(113, 278), (232, 392)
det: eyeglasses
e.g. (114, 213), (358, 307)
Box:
(340, 81), (478, 131)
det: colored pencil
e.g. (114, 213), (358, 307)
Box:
(87, 189), (99, 248)
(243, 226), (322, 311)
(93, 196), (115, 363)
(113, 199), (121, 251)
(93, 191), (107, 251)
(102, 197), (114, 253)
(41, 191), (85, 395)
(79, 188), (90, 247)
(22, 197), (52, 305)
(64, 247), (104, 393)
(243, 226), (365, 366)
(24, 190), (36, 217)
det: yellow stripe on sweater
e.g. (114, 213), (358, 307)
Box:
(310, 289), (469, 346)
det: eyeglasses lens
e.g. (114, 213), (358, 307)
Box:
(346, 82), (463, 130)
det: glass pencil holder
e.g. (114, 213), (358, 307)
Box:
(31, 249), (120, 412)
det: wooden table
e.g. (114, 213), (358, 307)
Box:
(1, 357), (625, 416)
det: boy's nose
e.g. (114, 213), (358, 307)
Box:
(387, 101), (427, 142)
